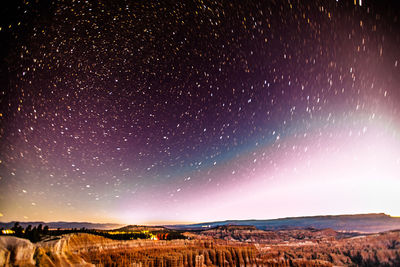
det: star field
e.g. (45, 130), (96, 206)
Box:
(0, 0), (399, 223)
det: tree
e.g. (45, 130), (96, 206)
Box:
(43, 225), (49, 235)
(11, 222), (23, 237)
(25, 225), (33, 240)
(31, 227), (40, 242)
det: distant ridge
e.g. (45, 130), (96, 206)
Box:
(0, 221), (122, 230)
(117, 225), (166, 231)
(166, 213), (400, 233)
(2, 213), (399, 233)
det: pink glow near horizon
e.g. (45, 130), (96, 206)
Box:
(113, 113), (400, 224)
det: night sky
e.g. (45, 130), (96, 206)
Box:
(1, 0), (400, 224)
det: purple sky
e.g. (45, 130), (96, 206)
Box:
(0, 0), (399, 224)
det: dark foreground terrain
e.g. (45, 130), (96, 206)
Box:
(1, 226), (400, 266)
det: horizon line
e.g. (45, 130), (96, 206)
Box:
(0, 212), (394, 226)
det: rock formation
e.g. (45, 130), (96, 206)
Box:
(1, 230), (400, 266)
(0, 236), (36, 266)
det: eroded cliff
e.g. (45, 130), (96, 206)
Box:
(1, 230), (400, 266)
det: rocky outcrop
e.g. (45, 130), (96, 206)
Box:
(199, 226), (341, 244)
(0, 236), (35, 266)
(0, 235), (93, 267)
(1, 230), (400, 266)
(58, 233), (258, 266)
(0, 234), (258, 266)
(256, 231), (400, 266)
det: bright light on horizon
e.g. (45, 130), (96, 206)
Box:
(168, 115), (400, 223)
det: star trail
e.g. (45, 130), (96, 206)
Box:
(0, 0), (399, 224)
